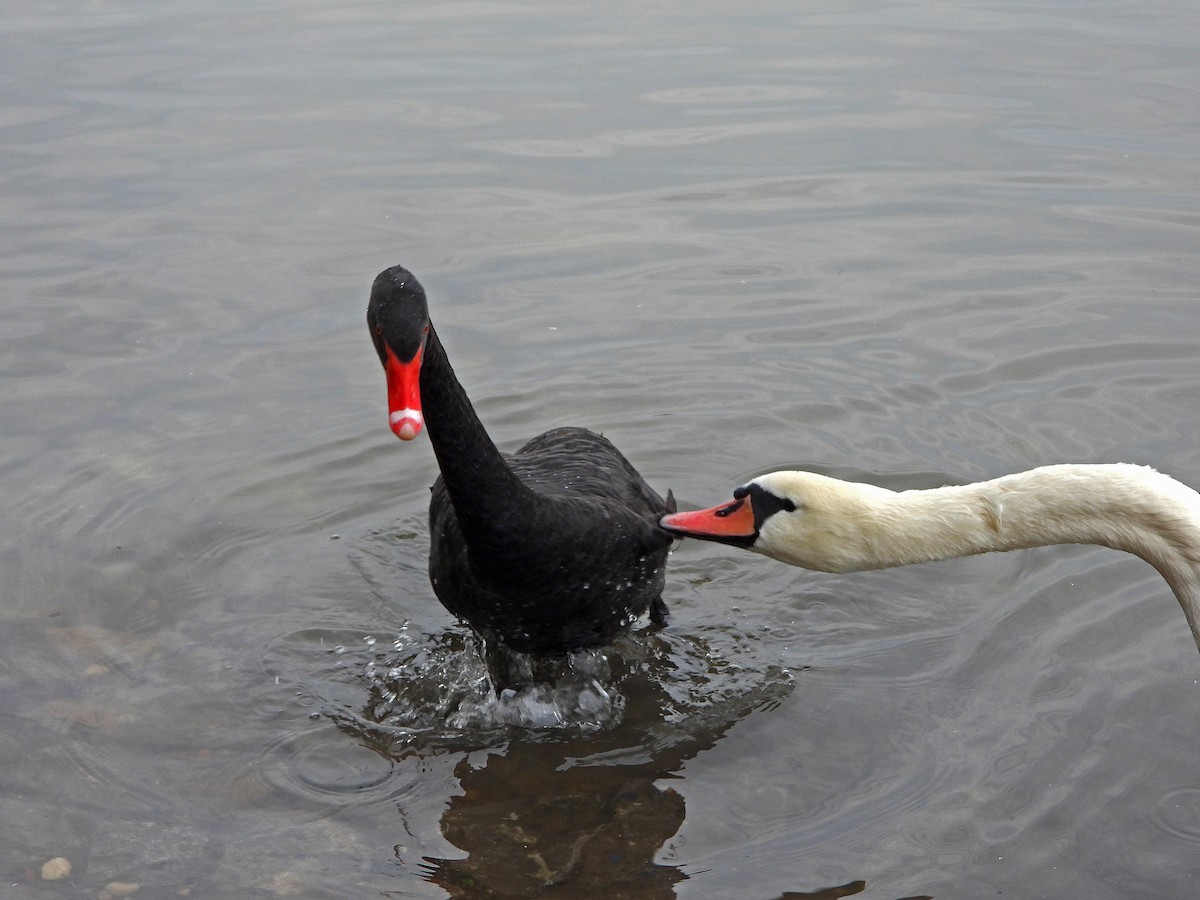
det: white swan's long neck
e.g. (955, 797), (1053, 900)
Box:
(754, 464), (1200, 649)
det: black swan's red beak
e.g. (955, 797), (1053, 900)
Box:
(383, 344), (424, 440)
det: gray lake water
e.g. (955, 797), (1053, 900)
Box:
(4, 2), (1200, 898)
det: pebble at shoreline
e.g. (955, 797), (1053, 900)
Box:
(40, 857), (71, 880)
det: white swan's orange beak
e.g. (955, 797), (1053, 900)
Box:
(660, 496), (757, 540)
(383, 344), (424, 441)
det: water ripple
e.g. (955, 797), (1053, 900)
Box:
(1153, 788), (1200, 847)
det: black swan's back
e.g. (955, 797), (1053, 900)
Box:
(510, 427), (671, 514)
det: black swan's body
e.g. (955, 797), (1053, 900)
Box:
(367, 265), (675, 657)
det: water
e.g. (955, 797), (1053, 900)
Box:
(3, 1), (1199, 897)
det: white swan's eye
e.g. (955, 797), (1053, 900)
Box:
(752, 486), (798, 520)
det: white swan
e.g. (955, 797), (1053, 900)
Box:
(660, 463), (1200, 652)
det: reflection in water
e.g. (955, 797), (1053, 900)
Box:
(776, 884), (867, 900)
(430, 746), (687, 897)
(329, 625), (827, 897)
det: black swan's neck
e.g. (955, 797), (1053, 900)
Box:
(420, 325), (531, 522)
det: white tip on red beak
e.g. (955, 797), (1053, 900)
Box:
(390, 408), (424, 441)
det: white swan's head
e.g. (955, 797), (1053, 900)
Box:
(661, 471), (891, 573)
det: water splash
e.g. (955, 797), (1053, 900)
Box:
(358, 628), (626, 736)
(309, 618), (796, 762)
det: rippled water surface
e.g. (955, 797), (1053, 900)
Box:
(4, 1), (1200, 897)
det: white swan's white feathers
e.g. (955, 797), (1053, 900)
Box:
(674, 464), (1200, 652)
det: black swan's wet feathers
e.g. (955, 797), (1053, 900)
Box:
(367, 265), (675, 658)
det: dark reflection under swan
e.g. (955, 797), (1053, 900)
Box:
(316, 620), (803, 897)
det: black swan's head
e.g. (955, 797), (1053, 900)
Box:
(367, 265), (431, 441)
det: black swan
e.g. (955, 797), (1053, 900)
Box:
(367, 265), (675, 666)
(660, 464), (1200, 652)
